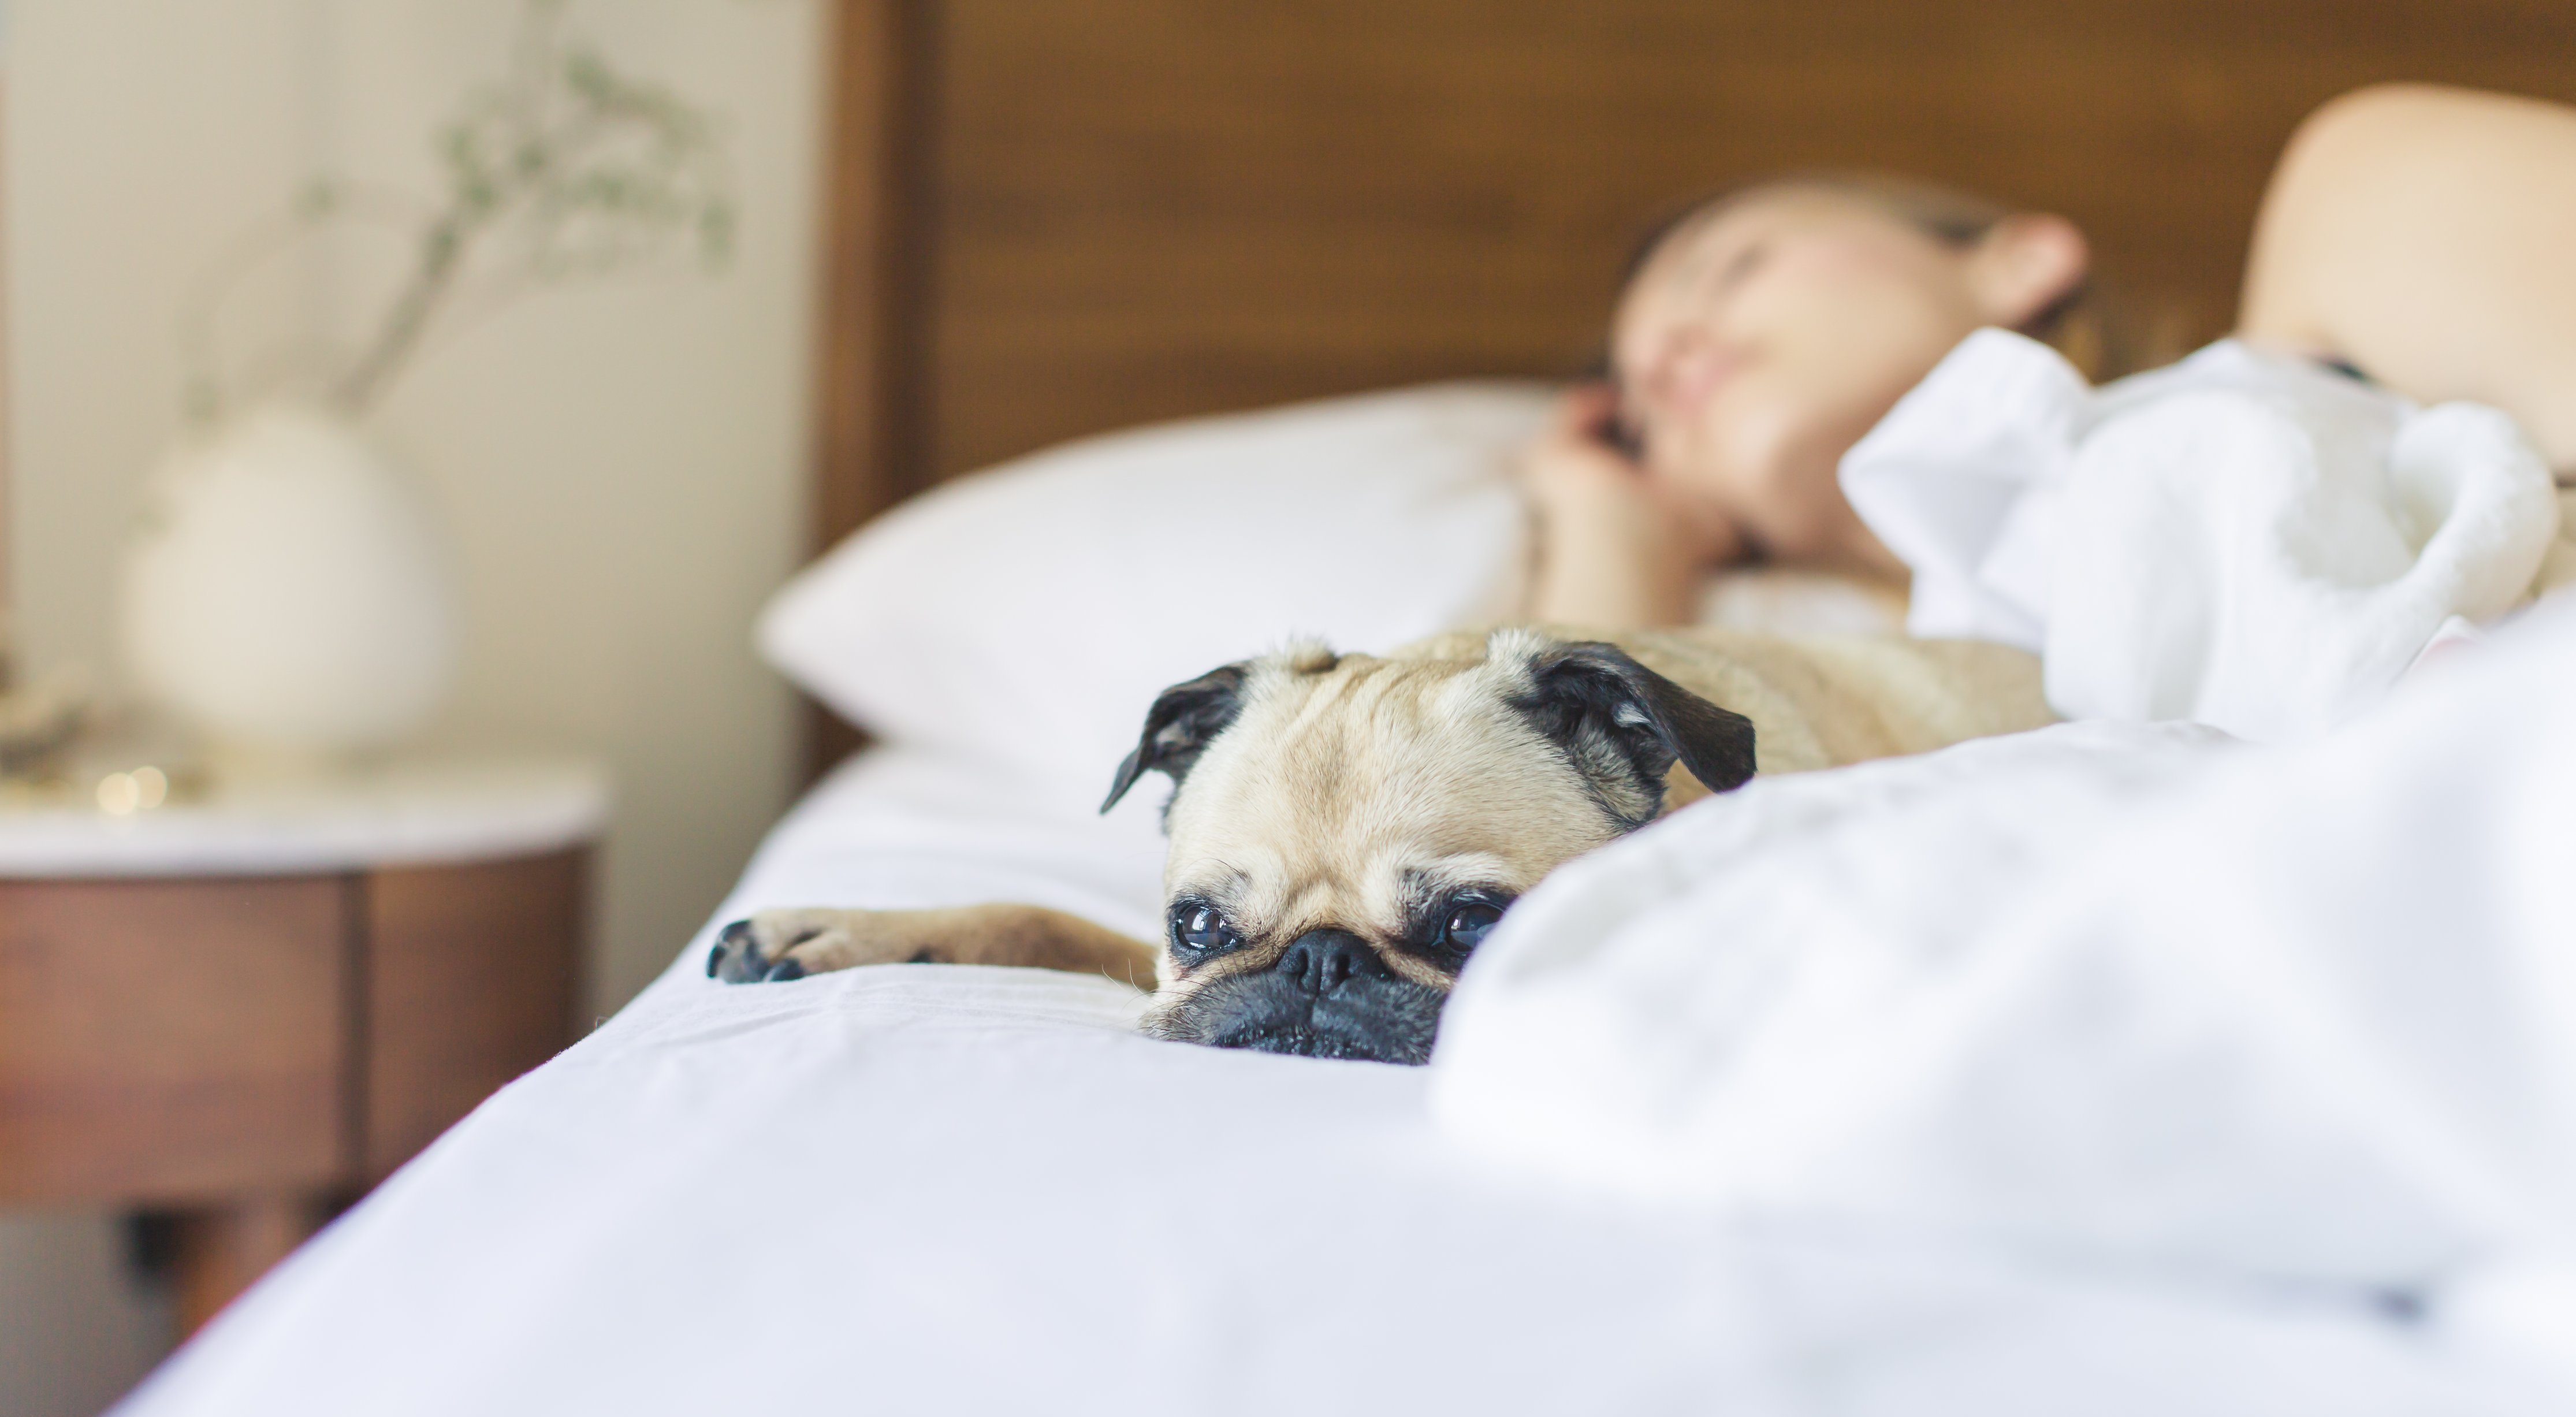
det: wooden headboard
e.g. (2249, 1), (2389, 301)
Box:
(804, 0), (2576, 768)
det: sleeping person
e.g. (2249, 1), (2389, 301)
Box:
(1523, 170), (2106, 631)
(1527, 83), (2576, 740)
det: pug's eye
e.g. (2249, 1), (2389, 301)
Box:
(1171, 903), (1238, 954)
(1440, 900), (1506, 953)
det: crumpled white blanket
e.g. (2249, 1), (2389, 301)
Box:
(1427, 598), (2576, 1408)
(1840, 329), (2563, 741)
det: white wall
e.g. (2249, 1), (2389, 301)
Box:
(2, 2), (823, 1410)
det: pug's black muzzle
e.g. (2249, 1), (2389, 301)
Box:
(1156, 928), (1445, 1065)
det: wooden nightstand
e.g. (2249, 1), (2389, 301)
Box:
(0, 758), (607, 1332)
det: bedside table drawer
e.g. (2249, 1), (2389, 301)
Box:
(364, 851), (583, 1176)
(0, 878), (349, 1204)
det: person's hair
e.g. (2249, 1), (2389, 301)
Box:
(1620, 171), (2148, 383)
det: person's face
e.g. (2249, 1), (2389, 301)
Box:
(1611, 190), (2009, 565)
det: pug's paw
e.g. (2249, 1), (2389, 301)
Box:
(707, 908), (933, 984)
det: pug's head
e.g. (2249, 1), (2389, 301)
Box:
(1099, 628), (1756, 1065)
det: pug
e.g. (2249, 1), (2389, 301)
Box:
(710, 626), (2050, 1063)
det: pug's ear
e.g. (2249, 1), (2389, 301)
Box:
(1101, 663), (1252, 813)
(1510, 637), (1757, 829)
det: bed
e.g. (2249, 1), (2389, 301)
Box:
(117, 4), (2576, 1413)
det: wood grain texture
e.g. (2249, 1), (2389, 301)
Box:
(814, 0), (939, 549)
(0, 878), (348, 1204)
(907, 0), (2576, 477)
(807, 0), (937, 779)
(363, 850), (586, 1177)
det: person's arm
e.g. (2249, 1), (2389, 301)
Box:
(1519, 385), (1728, 628)
(2240, 84), (2576, 471)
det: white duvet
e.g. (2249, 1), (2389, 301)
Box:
(122, 610), (2575, 1416)
(1842, 330), (2565, 741)
(1431, 598), (2576, 1409)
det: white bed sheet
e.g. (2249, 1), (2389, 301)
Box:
(117, 748), (2518, 1416)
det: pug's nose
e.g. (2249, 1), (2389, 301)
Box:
(1275, 929), (1387, 995)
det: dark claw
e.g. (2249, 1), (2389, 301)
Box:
(709, 917), (816, 986)
(710, 918), (761, 984)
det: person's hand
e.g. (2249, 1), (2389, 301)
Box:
(1520, 384), (1659, 527)
(1522, 385), (1744, 563)
(1520, 384), (1736, 627)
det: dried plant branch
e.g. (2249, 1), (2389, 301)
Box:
(177, 178), (436, 423)
(185, 0), (734, 421)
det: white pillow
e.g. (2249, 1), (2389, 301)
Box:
(758, 382), (1551, 805)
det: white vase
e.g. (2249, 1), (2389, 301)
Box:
(120, 404), (459, 760)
